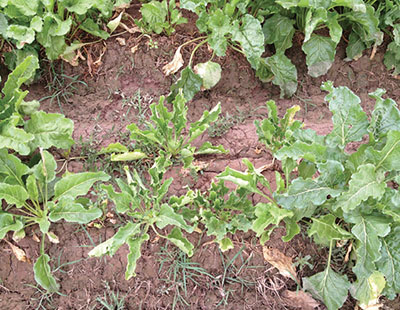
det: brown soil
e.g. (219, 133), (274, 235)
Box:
(1, 5), (400, 310)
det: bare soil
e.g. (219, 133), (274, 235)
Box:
(1, 5), (400, 310)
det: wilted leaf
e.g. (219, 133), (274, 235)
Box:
(163, 46), (184, 76)
(263, 246), (298, 282)
(194, 61), (222, 90)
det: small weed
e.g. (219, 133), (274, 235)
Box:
(157, 243), (214, 309)
(26, 284), (58, 310)
(96, 281), (127, 310)
(40, 62), (87, 114)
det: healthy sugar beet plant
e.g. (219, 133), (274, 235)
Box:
(218, 82), (400, 309)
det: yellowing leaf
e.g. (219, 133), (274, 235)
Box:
(162, 46), (184, 76)
(263, 246), (298, 282)
(47, 232), (60, 244)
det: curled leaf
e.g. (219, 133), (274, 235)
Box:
(163, 46), (184, 76)
(47, 232), (60, 244)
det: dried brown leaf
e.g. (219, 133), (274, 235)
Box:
(283, 290), (319, 310)
(263, 246), (298, 282)
(162, 46), (184, 76)
(32, 232), (40, 243)
(120, 22), (141, 34)
(116, 37), (126, 46)
(5, 240), (30, 263)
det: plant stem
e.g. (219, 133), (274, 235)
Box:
(189, 39), (209, 67)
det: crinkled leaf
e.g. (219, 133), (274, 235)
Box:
(322, 82), (369, 148)
(60, 0), (93, 15)
(377, 225), (400, 298)
(275, 141), (327, 163)
(167, 67), (202, 102)
(125, 233), (149, 280)
(335, 164), (385, 213)
(34, 254), (59, 293)
(54, 171), (110, 200)
(265, 53), (297, 98)
(101, 183), (133, 214)
(308, 214), (352, 246)
(156, 204), (193, 233)
(303, 267), (350, 310)
(218, 237), (234, 252)
(0, 212), (23, 239)
(367, 130), (400, 171)
(231, 14), (264, 68)
(207, 8), (230, 56)
(0, 149), (30, 184)
(0, 183), (29, 208)
(25, 111), (74, 150)
(302, 35), (336, 77)
(188, 102), (221, 142)
(349, 214), (391, 278)
(0, 123), (33, 155)
(89, 222), (141, 257)
(167, 227), (194, 256)
(49, 196), (102, 224)
(263, 14), (295, 52)
(195, 141), (227, 155)
(140, 0), (168, 34)
(275, 178), (341, 211)
(252, 202), (293, 244)
(6, 25), (35, 48)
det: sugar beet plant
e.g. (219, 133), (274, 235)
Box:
(112, 90), (227, 168)
(219, 82), (400, 309)
(0, 55), (110, 291)
(89, 156), (196, 279)
(0, 0), (130, 64)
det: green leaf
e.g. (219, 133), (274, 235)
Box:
(303, 267), (351, 310)
(0, 183), (29, 208)
(156, 204), (193, 233)
(195, 141), (227, 155)
(308, 214), (352, 246)
(89, 222), (141, 257)
(79, 18), (110, 40)
(140, 0), (168, 34)
(335, 164), (386, 212)
(265, 53), (297, 98)
(302, 35), (336, 77)
(304, 8), (328, 43)
(188, 102), (221, 142)
(167, 67), (202, 102)
(101, 183), (133, 214)
(111, 151), (147, 161)
(231, 14), (264, 68)
(166, 227), (194, 256)
(34, 254), (59, 293)
(26, 174), (39, 202)
(6, 25), (35, 48)
(49, 196), (102, 224)
(349, 214), (391, 278)
(252, 202), (293, 244)
(275, 141), (327, 163)
(377, 225), (400, 298)
(0, 123), (33, 155)
(33, 150), (57, 184)
(351, 271), (385, 308)
(59, 0), (92, 15)
(10, 0), (39, 16)
(384, 41), (400, 76)
(207, 8), (230, 56)
(0, 212), (23, 239)
(107, 11), (123, 33)
(30, 16), (43, 32)
(346, 32), (365, 60)
(367, 130), (400, 171)
(194, 61), (221, 89)
(263, 14), (295, 52)
(275, 178), (341, 211)
(322, 82), (369, 148)
(125, 233), (149, 280)
(25, 111), (74, 150)
(369, 89), (400, 138)
(0, 149), (30, 184)
(54, 171), (110, 200)
(48, 16), (72, 36)
(98, 142), (129, 154)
